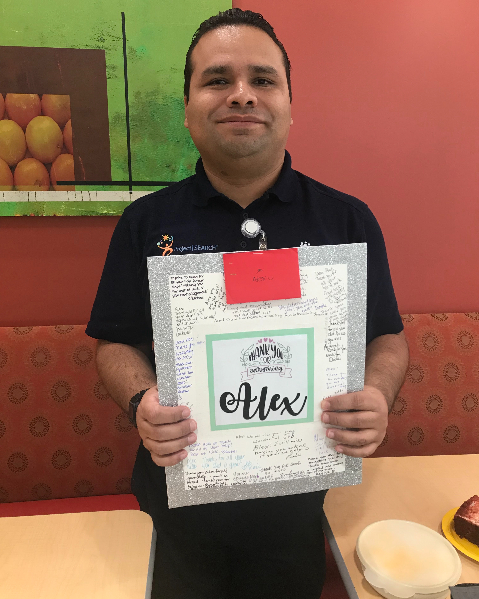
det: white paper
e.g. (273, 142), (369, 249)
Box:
(169, 265), (349, 491)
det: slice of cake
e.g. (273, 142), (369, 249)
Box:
(453, 495), (479, 546)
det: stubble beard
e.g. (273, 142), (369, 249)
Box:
(214, 130), (270, 160)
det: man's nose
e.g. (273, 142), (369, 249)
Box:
(227, 81), (257, 107)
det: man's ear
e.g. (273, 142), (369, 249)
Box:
(184, 96), (189, 128)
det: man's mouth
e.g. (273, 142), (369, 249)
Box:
(217, 115), (265, 124)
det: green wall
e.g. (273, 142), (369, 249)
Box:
(0, 0), (230, 214)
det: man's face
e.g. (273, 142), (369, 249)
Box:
(184, 25), (292, 164)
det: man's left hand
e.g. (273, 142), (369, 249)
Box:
(320, 385), (388, 457)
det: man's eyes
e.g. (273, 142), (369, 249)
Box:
(206, 78), (228, 86)
(254, 78), (274, 86)
(204, 78), (275, 87)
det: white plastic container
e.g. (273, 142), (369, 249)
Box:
(356, 520), (462, 599)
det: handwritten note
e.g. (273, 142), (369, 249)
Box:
(168, 263), (349, 491)
(185, 430), (344, 489)
(316, 267), (347, 305)
(174, 338), (194, 399)
(170, 274), (207, 301)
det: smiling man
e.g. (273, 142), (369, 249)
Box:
(183, 24), (292, 205)
(86, 8), (408, 599)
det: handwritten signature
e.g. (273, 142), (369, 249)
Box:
(252, 268), (273, 283)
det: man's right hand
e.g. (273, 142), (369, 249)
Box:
(136, 386), (197, 467)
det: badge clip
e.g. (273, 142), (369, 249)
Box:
(241, 218), (267, 250)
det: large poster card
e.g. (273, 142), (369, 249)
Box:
(148, 243), (366, 508)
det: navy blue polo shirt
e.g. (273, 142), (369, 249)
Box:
(86, 151), (402, 345)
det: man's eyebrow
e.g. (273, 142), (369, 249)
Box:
(201, 65), (230, 77)
(249, 65), (279, 76)
(200, 64), (280, 77)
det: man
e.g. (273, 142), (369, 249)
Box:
(86, 8), (408, 599)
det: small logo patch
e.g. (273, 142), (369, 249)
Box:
(158, 235), (174, 256)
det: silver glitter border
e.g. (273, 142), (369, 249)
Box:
(147, 243), (366, 508)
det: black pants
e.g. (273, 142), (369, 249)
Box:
(132, 443), (327, 599)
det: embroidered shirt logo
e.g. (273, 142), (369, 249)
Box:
(176, 244), (218, 253)
(157, 235), (174, 256)
(157, 235), (219, 255)
(240, 337), (292, 381)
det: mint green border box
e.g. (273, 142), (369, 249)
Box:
(206, 328), (314, 431)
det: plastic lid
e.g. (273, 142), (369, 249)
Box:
(356, 520), (462, 599)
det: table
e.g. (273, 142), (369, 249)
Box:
(0, 509), (155, 599)
(323, 454), (479, 598)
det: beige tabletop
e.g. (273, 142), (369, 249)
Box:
(323, 454), (479, 598)
(0, 509), (155, 599)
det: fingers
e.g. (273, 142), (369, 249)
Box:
(142, 413), (197, 441)
(332, 442), (379, 458)
(140, 418), (197, 467)
(137, 386), (191, 425)
(146, 432), (197, 457)
(135, 386), (197, 467)
(321, 409), (378, 429)
(151, 449), (188, 467)
(325, 426), (382, 457)
(321, 392), (368, 412)
(144, 430), (197, 467)
(321, 386), (388, 414)
(324, 424), (386, 457)
(321, 386), (388, 457)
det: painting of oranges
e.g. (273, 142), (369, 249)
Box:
(0, 94), (75, 192)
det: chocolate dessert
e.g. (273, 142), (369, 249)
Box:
(453, 495), (479, 546)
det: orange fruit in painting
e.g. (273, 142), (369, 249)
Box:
(0, 120), (27, 166)
(14, 158), (50, 191)
(5, 94), (41, 130)
(26, 116), (63, 164)
(50, 153), (75, 191)
(0, 156), (14, 190)
(41, 94), (71, 129)
(63, 119), (73, 154)
(0, 94), (4, 120)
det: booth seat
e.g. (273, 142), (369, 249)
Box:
(0, 325), (139, 506)
(1, 313), (478, 598)
(374, 312), (479, 457)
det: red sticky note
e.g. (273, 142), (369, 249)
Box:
(223, 248), (301, 304)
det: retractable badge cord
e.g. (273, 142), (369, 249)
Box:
(241, 218), (267, 250)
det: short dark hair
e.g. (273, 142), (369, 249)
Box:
(184, 8), (292, 102)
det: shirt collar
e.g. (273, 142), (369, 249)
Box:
(192, 150), (299, 207)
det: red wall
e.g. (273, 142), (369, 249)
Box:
(1, 0), (478, 326)
(0, 216), (118, 326)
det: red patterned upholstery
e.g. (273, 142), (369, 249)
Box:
(1, 317), (476, 599)
(1, 315), (478, 505)
(0, 325), (139, 504)
(374, 312), (479, 457)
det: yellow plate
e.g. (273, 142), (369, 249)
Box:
(442, 507), (479, 562)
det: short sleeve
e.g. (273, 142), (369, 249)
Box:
(363, 207), (403, 344)
(86, 212), (152, 345)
